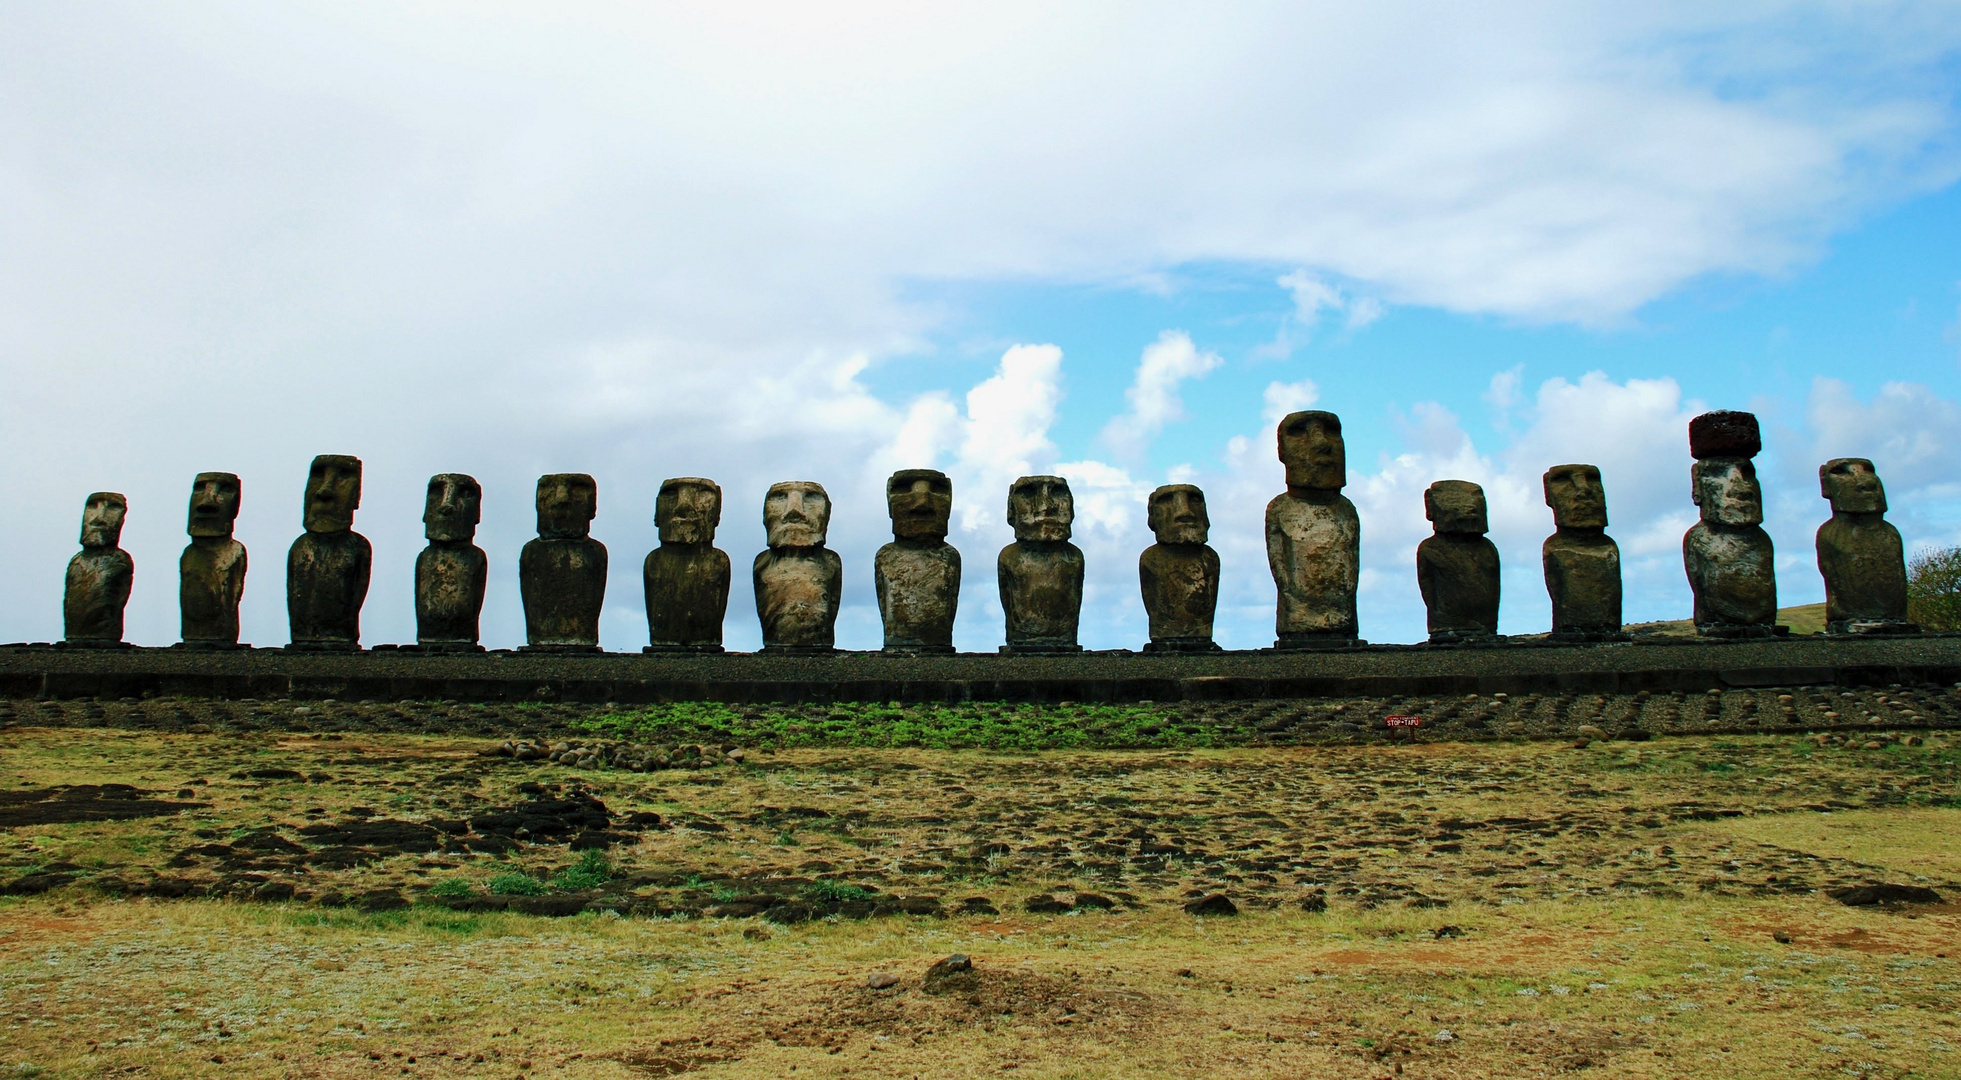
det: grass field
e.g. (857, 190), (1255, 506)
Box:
(4, 713), (1960, 1078)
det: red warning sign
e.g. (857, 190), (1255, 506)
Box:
(1383, 715), (1424, 728)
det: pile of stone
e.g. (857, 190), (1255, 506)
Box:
(488, 738), (743, 772)
(1809, 730), (1925, 749)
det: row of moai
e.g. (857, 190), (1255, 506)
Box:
(57, 408), (1914, 652)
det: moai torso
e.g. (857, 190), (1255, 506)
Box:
(644, 478), (731, 649)
(64, 492), (132, 644)
(1683, 412), (1776, 636)
(1266, 411), (1360, 644)
(754, 481), (841, 650)
(521, 473), (607, 648)
(1541, 464), (1623, 636)
(288, 455), (370, 648)
(876, 470), (960, 651)
(998, 475), (1084, 650)
(1140, 484), (1219, 648)
(1816, 458), (1912, 632)
(416, 473), (488, 647)
(181, 473), (246, 646)
(1416, 480), (1499, 640)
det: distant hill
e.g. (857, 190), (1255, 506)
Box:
(1623, 602), (1827, 639)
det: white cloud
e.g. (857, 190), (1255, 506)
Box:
(1101, 330), (1223, 459)
(1260, 271), (1388, 357)
(1804, 377), (1961, 493)
(1262, 379), (1322, 424)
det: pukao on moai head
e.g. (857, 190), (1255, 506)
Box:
(520, 473), (607, 650)
(1541, 464), (1623, 639)
(997, 475), (1084, 652)
(1416, 480), (1500, 642)
(1683, 411), (1777, 636)
(1266, 410), (1362, 648)
(64, 492), (132, 645)
(180, 472), (247, 647)
(1140, 483), (1220, 651)
(754, 481), (843, 652)
(287, 455), (370, 649)
(1816, 457), (1914, 634)
(645, 478), (731, 652)
(877, 470), (960, 653)
(415, 473), (487, 649)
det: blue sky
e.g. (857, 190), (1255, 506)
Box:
(4, 3), (1961, 650)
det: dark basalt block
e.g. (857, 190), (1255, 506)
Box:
(1689, 410), (1762, 460)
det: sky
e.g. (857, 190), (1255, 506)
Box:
(4, 1), (1961, 651)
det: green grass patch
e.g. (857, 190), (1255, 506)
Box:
(802, 880), (877, 903)
(571, 701), (1199, 750)
(549, 850), (613, 892)
(487, 872), (547, 896)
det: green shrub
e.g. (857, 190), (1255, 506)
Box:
(1909, 545), (1961, 630)
(427, 877), (475, 899)
(487, 872), (547, 896)
(803, 880), (876, 903)
(549, 850), (613, 892)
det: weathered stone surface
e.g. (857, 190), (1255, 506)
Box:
(1817, 457), (1914, 634)
(644, 478), (730, 651)
(1684, 412), (1776, 637)
(63, 492), (132, 645)
(998, 475), (1083, 653)
(521, 474), (607, 650)
(287, 456), (370, 650)
(755, 481), (841, 652)
(1417, 480), (1500, 642)
(876, 469), (960, 653)
(1139, 484), (1219, 651)
(1541, 464), (1623, 639)
(1266, 411), (1361, 647)
(180, 472), (246, 648)
(416, 474), (487, 648)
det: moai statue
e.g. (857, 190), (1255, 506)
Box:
(876, 469), (960, 654)
(1416, 480), (1501, 643)
(1266, 411), (1362, 648)
(287, 455), (370, 650)
(180, 473), (247, 648)
(1817, 458), (1916, 635)
(754, 481), (842, 653)
(520, 473), (607, 650)
(1683, 411), (1778, 637)
(998, 475), (1084, 653)
(415, 473), (487, 650)
(1139, 484), (1220, 652)
(644, 477), (731, 652)
(1542, 464), (1625, 641)
(63, 492), (132, 646)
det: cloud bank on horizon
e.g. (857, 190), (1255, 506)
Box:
(4, 2), (1961, 650)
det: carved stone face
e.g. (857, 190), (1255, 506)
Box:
(1008, 475), (1074, 543)
(657, 477), (722, 544)
(1544, 463), (1608, 529)
(1147, 484), (1209, 545)
(303, 455), (362, 533)
(187, 472), (241, 538)
(1278, 411), (1345, 491)
(887, 469), (952, 542)
(536, 473), (597, 539)
(423, 473), (482, 542)
(764, 481), (830, 548)
(79, 492), (127, 548)
(1425, 480), (1488, 535)
(1821, 457), (1886, 515)
(1692, 458), (1763, 526)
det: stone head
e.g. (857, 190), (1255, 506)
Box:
(1543, 463), (1608, 530)
(303, 455), (362, 533)
(1278, 410), (1346, 491)
(535, 473), (597, 539)
(79, 492), (127, 548)
(1691, 458), (1763, 526)
(187, 472), (241, 538)
(423, 473), (482, 542)
(657, 477), (722, 545)
(1147, 484), (1209, 545)
(1425, 480), (1489, 535)
(1820, 457), (1886, 515)
(764, 481), (831, 548)
(887, 469), (952, 543)
(1008, 475), (1074, 543)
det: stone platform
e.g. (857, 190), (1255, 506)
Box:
(3, 634), (1959, 703)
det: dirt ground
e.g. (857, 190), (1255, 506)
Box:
(4, 702), (1960, 1078)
